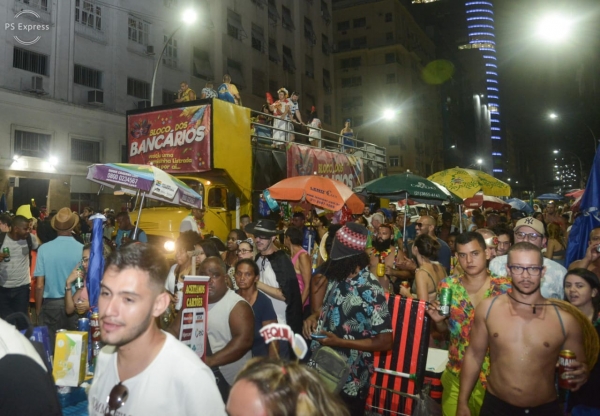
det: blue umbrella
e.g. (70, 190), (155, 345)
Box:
(536, 193), (564, 200)
(506, 198), (533, 213)
(86, 214), (106, 313)
(566, 146), (600, 267)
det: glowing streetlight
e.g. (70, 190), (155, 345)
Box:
(150, 9), (198, 106)
(383, 109), (396, 120)
(548, 112), (558, 120)
(536, 14), (572, 43)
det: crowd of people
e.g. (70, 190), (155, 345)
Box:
(1, 197), (600, 416)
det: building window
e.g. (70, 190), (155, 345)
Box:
(226, 59), (246, 90)
(389, 156), (399, 167)
(338, 40), (351, 51)
(128, 15), (149, 45)
(353, 116), (364, 126)
(71, 138), (100, 163)
(20, 0), (49, 12)
(341, 76), (362, 88)
(385, 13), (392, 22)
(162, 36), (178, 68)
(322, 34), (331, 55)
(127, 77), (150, 99)
(268, 0), (279, 25)
(268, 38), (280, 63)
(227, 9), (246, 40)
(386, 73), (396, 84)
(14, 130), (51, 158)
(163, 89), (177, 105)
(282, 45), (295, 73)
(304, 17), (316, 44)
(269, 79), (278, 94)
(281, 6), (295, 31)
(74, 64), (102, 89)
(75, 0), (102, 31)
(385, 52), (396, 63)
(385, 32), (393, 42)
(337, 20), (350, 31)
(324, 105), (331, 124)
(340, 57), (361, 69)
(192, 48), (213, 80)
(321, 0), (331, 24)
(353, 18), (366, 28)
(323, 69), (331, 93)
(252, 69), (266, 97)
(388, 136), (400, 145)
(251, 24), (266, 52)
(305, 55), (314, 78)
(341, 96), (363, 110)
(13, 47), (48, 76)
(353, 37), (366, 49)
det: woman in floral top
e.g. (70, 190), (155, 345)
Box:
(427, 232), (511, 416)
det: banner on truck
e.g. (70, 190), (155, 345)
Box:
(127, 104), (212, 173)
(287, 144), (364, 188)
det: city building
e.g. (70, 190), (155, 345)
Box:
(332, 0), (443, 176)
(0, 0), (334, 212)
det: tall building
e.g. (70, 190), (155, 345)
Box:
(0, 0), (334, 211)
(331, 0), (443, 177)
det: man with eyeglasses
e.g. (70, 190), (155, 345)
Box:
(568, 227), (600, 279)
(88, 243), (226, 416)
(0, 215), (39, 319)
(489, 217), (566, 299)
(458, 242), (587, 416)
(246, 219), (303, 356)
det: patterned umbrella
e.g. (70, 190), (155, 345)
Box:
(428, 167), (511, 200)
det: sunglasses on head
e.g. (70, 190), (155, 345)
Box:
(105, 382), (128, 416)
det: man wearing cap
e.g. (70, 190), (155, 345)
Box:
(304, 223), (392, 415)
(34, 208), (84, 348)
(246, 219), (302, 355)
(489, 217), (566, 299)
(0, 215), (40, 318)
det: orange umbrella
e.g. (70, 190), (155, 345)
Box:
(267, 176), (364, 213)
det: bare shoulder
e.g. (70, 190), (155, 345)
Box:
(476, 294), (503, 316)
(556, 306), (583, 334)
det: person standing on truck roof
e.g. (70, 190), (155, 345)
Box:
(218, 74), (241, 106)
(174, 81), (196, 103)
(269, 88), (292, 148)
(180, 208), (205, 238)
(200, 81), (218, 99)
(289, 92), (305, 144)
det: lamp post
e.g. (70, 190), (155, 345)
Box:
(536, 14), (572, 44)
(548, 112), (597, 151)
(150, 9), (198, 106)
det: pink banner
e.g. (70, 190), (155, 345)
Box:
(287, 144), (364, 188)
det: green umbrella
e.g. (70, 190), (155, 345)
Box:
(354, 172), (452, 204)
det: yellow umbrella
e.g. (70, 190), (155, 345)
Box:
(428, 167), (511, 200)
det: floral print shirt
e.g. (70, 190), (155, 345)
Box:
(310, 267), (392, 397)
(440, 272), (511, 386)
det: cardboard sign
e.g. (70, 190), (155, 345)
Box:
(53, 331), (88, 387)
(178, 276), (209, 360)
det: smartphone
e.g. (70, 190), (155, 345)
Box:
(311, 333), (327, 340)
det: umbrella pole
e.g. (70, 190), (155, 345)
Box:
(403, 195), (408, 253)
(459, 204), (463, 233)
(132, 192), (146, 240)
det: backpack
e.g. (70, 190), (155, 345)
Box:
(0, 232), (34, 266)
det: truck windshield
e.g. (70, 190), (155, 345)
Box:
(143, 179), (204, 208)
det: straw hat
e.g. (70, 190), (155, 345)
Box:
(51, 207), (79, 232)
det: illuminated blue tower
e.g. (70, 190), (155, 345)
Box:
(465, 1), (503, 175)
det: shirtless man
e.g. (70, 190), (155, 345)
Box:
(427, 232), (511, 416)
(368, 224), (397, 292)
(458, 242), (588, 416)
(568, 226), (600, 279)
(544, 201), (566, 232)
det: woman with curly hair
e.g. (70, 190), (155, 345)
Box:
(227, 358), (349, 416)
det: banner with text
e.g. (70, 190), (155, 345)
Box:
(127, 104), (212, 173)
(287, 144), (364, 188)
(178, 275), (209, 361)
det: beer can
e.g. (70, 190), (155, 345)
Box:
(401, 281), (410, 289)
(558, 350), (577, 389)
(439, 288), (452, 316)
(2, 247), (9, 262)
(376, 263), (386, 277)
(77, 317), (90, 332)
(90, 312), (101, 343)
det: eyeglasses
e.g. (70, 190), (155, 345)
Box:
(105, 382), (128, 416)
(515, 231), (542, 240)
(237, 249), (253, 254)
(507, 265), (544, 276)
(415, 223), (429, 228)
(255, 235), (271, 240)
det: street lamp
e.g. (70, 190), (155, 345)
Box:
(150, 9), (198, 106)
(476, 158), (483, 170)
(547, 112), (597, 151)
(383, 108), (397, 120)
(536, 14), (572, 44)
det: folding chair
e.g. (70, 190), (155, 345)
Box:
(366, 296), (431, 416)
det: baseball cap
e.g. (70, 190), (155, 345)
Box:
(514, 217), (545, 236)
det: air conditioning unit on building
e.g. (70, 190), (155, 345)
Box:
(138, 100), (151, 109)
(88, 90), (104, 105)
(31, 76), (44, 92)
(146, 45), (155, 55)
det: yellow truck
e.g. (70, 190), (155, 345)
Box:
(126, 99), (386, 254)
